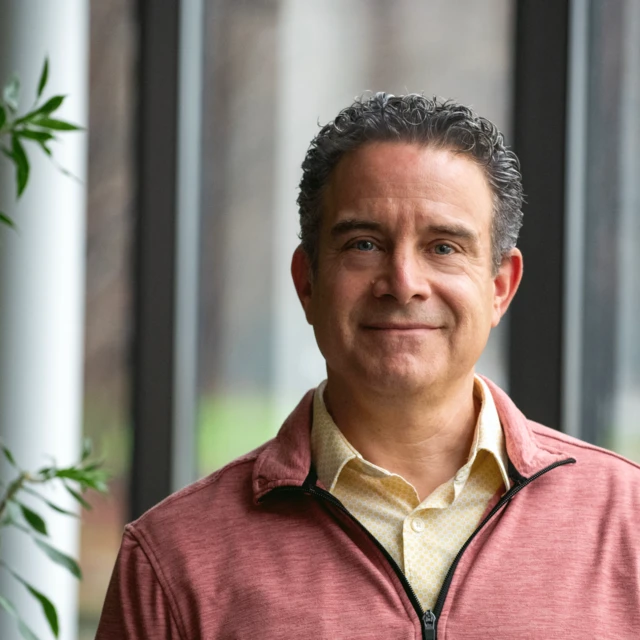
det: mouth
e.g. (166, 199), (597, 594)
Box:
(362, 323), (440, 331)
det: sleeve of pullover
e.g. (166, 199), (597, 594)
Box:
(95, 529), (184, 640)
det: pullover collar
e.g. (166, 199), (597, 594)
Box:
(252, 376), (569, 504)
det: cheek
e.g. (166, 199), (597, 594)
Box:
(311, 277), (355, 329)
(327, 271), (369, 306)
(438, 276), (494, 327)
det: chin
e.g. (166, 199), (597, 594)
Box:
(356, 357), (445, 396)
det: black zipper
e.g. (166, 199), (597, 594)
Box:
(430, 457), (575, 624)
(262, 456), (575, 639)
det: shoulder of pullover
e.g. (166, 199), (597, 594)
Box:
(529, 420), (640, 472)
(126, 442), (269, 549)
(527, 420), (640, 512)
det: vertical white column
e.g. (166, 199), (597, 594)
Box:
(172, 0), (204, 493)
(562, 0), (589, 437)
(0, 1), (88, 639)
(614, 0), (640, 449)
(562, 0), (589, 438)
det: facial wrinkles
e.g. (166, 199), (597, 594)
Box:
(349, 221), (452, 330)
(330, 175), (490, 248)
(329, 203), (485, 280)
(321, 144), (495, 312)
(333, 143), (491, 230)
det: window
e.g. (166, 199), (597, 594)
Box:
(565, 0), (640, 462)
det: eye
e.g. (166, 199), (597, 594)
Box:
(433, 243), (454, 255)
(352, 239), (377, 252)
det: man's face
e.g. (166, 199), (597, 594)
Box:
(292, 142), (522, 396)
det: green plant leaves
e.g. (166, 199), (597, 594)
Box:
(14, 95), (66, 126)
(35, 95), (65, 117)
(2, 564), (59, 638)
(23, 585), (58, 638)
(30, 116), (81, 132)
(34, 538), (82, 579)
(17, 502), (48, 536)
(11, 134), (29, 197)
(16, 129), (55, 143)
(0, 59), (100, 640)
(1, 110), (80, 202)
(22, 486), (77, 518)
(1, 500), (22, 528)
(13, 575), (58, 638)
(37, 141), (52, 157)
(37, 58), (49, 100)
(64, 484), (92, 510)
(2, 445), (17, 467)
(0, 595), (40, 640)
(57, 466), (108, 492)
(3, 76), (20, 113)
(1, 58), (82, 205)
(0, 212), (16, 229)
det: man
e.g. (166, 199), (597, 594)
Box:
(97, 94), (640, 639)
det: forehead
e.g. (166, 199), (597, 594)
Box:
(323, 142), (493, 229)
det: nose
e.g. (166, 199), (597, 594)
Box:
(371, 247), (432, 304)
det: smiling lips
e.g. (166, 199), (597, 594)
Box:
(362, 322), (441, 331)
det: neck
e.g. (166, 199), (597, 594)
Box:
(323, 373), (479, 501)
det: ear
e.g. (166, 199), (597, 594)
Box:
(491, 248), (523, 327)
(291, 246), (315, 325)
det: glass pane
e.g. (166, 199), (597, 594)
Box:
(198, 0), (515, 475)
(79, 2), (136, 637)
(575, 0), (640, 462)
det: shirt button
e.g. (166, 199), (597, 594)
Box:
(410, 518), (425, 533)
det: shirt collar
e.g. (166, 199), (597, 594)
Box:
(310, 375), (511, 495)
(474, 376), (511, 489)
(310, 380), (361, 492)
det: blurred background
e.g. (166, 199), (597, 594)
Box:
(0, 0), (639, 638)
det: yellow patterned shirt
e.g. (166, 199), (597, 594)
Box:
(310, 376), (510, 611)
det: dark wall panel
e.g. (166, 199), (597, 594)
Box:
(509, 0), (570, 430)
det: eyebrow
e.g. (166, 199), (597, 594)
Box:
(330, 219), (382, 237)
(329, 218), (479, 244)
(427, 224), (479, 244)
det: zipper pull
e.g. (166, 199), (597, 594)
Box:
(423, 610), (437, 640)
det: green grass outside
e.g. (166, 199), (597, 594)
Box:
(82, 398), (131, 479)
(197, 393), (282, 476)
(604, 431), (640, 465)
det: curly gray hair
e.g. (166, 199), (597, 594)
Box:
(297, 93), (523, 275)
